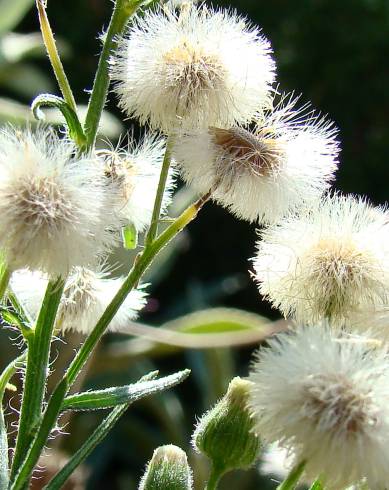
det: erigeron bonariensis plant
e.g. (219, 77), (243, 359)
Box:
(0, 0), (386, 489)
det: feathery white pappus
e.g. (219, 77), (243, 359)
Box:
(248, 326), (389, 489)
(173, 95), (339, 223)
(100, 135), (175, 232)
(0, 127), (118, 277)
(254, 194), (389, 323)
(10, 267), (147, 334)
(111, 4), (275, 132)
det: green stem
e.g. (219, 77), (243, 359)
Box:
(309, 480), (324, 490)
(144, 137), (174, 247)
(36, 0), (77, 113)
(205, 465), (224, 490)
(10, 277), (65, 479)
(83, 0), (138, 150)
(0, 266), (10, 302)
(10, 196), (208, 489)
(0, 353), (26, 489)
(276, 460), (306, 490)
(44, 404), (128, 490)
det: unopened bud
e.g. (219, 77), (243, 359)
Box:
(139, 445), (193, 490)
(192, 377), (260, 473)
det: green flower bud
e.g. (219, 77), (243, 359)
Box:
(192, 377), (260, 475)
(139, 445), (193, 490)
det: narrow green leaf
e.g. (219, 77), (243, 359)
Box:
(276, 460), (306, 490)
(62, 369), (190, 412)
(31, 94), (86, 149)
(122, 223), (138, 250)
(44, 370), (190, 490)
(0, 307), (32, 339)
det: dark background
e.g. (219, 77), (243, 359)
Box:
(4, 0), (389, 488)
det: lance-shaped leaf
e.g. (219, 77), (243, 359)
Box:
(45, 369), (190, 490)
(62, 369), (190, 412)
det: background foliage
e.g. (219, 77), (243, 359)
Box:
(0, 0), (388, 488)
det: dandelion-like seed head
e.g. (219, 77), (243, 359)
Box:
(100, 135), (174, 232)
(0, 127), (118, 277)
(174, 95), (339, 223)
(11, 267), (147, 335)
(254, 194), (389, 323)
(249, 327), (389, 489)
(111, 5), (276, 131)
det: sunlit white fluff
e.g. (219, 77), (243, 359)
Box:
(101, 135), (175, 232)
(111, 5), (275, 132)
(10, 267), (147, 334)
(259, 443), (294, 481)
(254, 194), (389, 322)
(173, 96), (338, 223)
(0, 127), (117, 277)
(249, 326), (389, 489)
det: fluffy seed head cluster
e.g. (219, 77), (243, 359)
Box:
(11, 267), (147, 334)
(101, 135), (175, 232)
(249, 327), (389, 489)
(0, 127), (117, 277)
(254, 194), (389, 322)
(111, 4), (275, 132)
(173, 96), (339, 223)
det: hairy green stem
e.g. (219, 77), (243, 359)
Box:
(277, 460), (306, 490)
(205, 465), (224, 490)
(10, 196), (208, 489)
(83, 0), (138, 150)
(36, 0), (77, 113)
(144, 137), (174, 247)
(10, 278), (65, 479)
(0, 353), (26, 488)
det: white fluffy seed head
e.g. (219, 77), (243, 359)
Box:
(249, 327), (389, 489)
(254, 194), (389, 323)
(10, 267), (147, 334)
(101, 135), (175, 232)
(111, 5), (275, 132)
(0, 127), (118, 277)
(173, 95), (339, 223)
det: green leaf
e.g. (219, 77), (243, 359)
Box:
(0, 97), (124, 140)
(62, 369), (190, 412)
(0, 306), (32, 339)
(122, 223), (138, 250)
(0, 0), (34, 35)
(31, 94), (87, 150)
(44, 370), (190, 490)
(105, 308), (277, 363)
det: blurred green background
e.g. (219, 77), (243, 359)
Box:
(0, 0), (388, 488)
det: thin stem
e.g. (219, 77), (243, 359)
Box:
(36, 0), (77, 113)
(44, 404), (128, 490)
(10, 195), (209, 489)
(0, 266), (10, 302)
(10, 277), (65, 479)
(205, 465), (224, 490)
(67, 195), (206, 386)
(309, 480), (324, 490)
(0, 353), (26, 489)
(83, 0), (138, 150)
(276, 460), (306, 490)
(144, 137), (174, 247)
